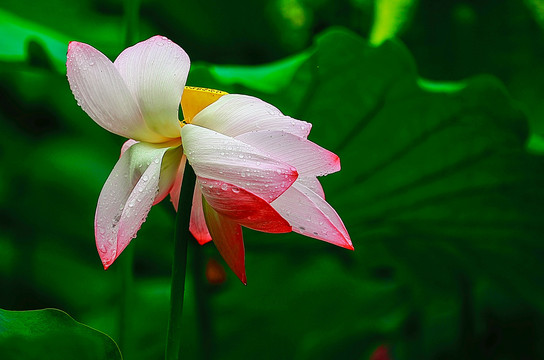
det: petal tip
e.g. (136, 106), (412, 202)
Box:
(102, 259), (112, 270)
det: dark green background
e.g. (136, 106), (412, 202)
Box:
(1, 0), (544, 359)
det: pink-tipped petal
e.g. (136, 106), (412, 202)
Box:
(114, 36), (190, 139)
(95, 142), (178, 268)
(191, 94), (312, 138)
(203, 199), (247, 284)
(198, 177), (292, 233)
(66, 42), (166, 143)
(181, 124), (298, 202)
(190, 186), (212, 245)
(169, 155), (186, 211)
(236, 130), (340, 177)
(271, 182), (353, 250)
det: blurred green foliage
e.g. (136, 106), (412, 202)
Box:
(1, 0), (544, 359)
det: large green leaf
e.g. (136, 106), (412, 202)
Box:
(188, 28), (544, 358)
(0, 308), (122, 359)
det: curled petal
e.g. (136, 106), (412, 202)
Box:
(114, 36), (190, 139)
(198, 177), (291, 233)
(191, 94), (312, 138)
(181, 124), (298, 202)
(203, 198), (246, 284)
(190, 186), (212, 245)
(95, 142), (179, 268)
(120, 139), (138, 157)
(236, 130), (340, 177)
(272, 182), (353, 250)
(66, 42), (166, 143)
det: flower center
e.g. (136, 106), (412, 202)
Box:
(180, 86), (228, 126)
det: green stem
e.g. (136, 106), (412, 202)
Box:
(191, 240), (213, 360)
(165, 163), (197, 360)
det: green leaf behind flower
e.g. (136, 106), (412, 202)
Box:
(0, 308), (122, 360)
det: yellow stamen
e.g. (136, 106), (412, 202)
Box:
(181, 86), (228, 125)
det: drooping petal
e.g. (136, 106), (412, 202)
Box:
(181, 124), (298, 202)
(155, 146), (184, 205)
(95, 142), (179, 268)
(198, 177), (291, 233)
(271, 182), (353, 250)
(236, 130), (340, 177)
(169, 155), (186, 211)
(114, 36), (190, 139)
(191, 94), (312, 138)
(66, 41), (166, 143)
(203, 198), (246, 284)
(189, 186), (212, 245)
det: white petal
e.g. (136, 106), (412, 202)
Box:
(95, 142), (180, 268)
(191, 94), (312, 138)
(181, 124), (298, 202)
(236, 130), (340, 177)
(66, 41), (166, 143)
(271, 181), (352, 249)
(114, 36), (190, 139)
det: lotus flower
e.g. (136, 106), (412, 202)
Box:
(66, 35), (352, 283)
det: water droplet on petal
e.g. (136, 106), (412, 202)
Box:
(232, 188), (240, 194)
(221, 184), (228, 191)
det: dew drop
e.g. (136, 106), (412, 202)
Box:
(232, 188), (240, 193)
(142, 175), (149, 181)
(221, 184), (228, 191)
